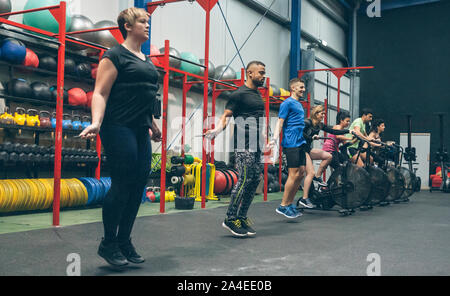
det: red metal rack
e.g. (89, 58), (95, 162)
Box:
(0, 1), (124, 226)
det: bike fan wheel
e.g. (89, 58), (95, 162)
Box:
(399, 167), (415, 198)
(329, 164), (371, 209)
(386, 167), (405, 201)
(366, 166), (391, 205)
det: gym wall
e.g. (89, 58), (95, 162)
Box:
(357, 0), (450, 172)
(1, 0), (350, 164)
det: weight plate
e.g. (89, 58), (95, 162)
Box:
(71, 179), (84, 207)
(85, 178), (98, 205)
(5, 180), (20, 212)
(1, 182), (13, 212)
(36, 179), (52, 210)
(4, 181), (15, 212)
(19, 179), (33, 211)
(0, 183), (7, 212)
(72, 179), (88, 205)
(67, 179), (79, 207)
(78, 178), (95, 205)
(99, 178), (109, 202)
(60, 180), (70, 208)
(25, 179), (39, 211)
(15, 179), (30, 211)
(29, 179), (42, 210)
(92, 178), (104, 204)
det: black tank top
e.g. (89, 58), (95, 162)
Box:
(101, 45), (160, 127)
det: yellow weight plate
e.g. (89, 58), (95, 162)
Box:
(0, 182), (7, 212)
(29, 179), (45, 210)
(19, 179), (32, 211)
(14, 180), (29, 211)
(25, 180), (40, 211)
(70, 179), (83, 207)
(65, 179), (75, 208)
(60, 179), (70, 208)
(1, 181), (13, 212)
(64, 179), (74, 208)
(5, 180), (19, 212)
(37, 179), (53, 210)
(36, 180), (46, 210)
(72, 179), (88, 205)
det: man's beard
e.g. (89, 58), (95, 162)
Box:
(253, 78), (265, 87)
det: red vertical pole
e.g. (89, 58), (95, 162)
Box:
(180, 75), (188, 198)
(160, 39), (170, 214)
(53, 2), (66, 227)
(264, 78), (270, 202)
(201, 5), (211, 209)
(337, 78), (341, 112)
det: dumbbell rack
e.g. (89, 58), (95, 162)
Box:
(0, 2), (123, 225)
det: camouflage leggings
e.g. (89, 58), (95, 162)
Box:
(226, 151), (263, 219)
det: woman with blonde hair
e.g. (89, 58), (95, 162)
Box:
(297, 105), (349, 209)
(80, 7), (161, 267)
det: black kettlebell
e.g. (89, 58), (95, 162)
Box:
(30, 81), (52, 101)
(76, 62), (92, 78)
(50, 85), (69, 104)
(7, 78), (32, 98)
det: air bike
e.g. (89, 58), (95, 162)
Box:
(296, 134), (373, 216)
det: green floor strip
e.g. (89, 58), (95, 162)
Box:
(0, 192), (284, 235)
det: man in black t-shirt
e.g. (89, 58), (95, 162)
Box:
(206, 61), (266, 237)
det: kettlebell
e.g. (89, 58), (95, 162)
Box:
(165, 187), (176, 202)
(51, 112), (57, 128)
(62, 113), (72, 129)
(81, 116), (91, 130)
(72, 114), (82, 130)
(26, 109), (40, 127)
(14, 107), (27, 126)
(39, 111), (52, 128)
(0, 107), (15, 125)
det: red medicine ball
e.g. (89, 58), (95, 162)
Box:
(86, 91), (93, 108)
(68, 88), (87, 106)
(91, 67), (97, 79)
(22, 48), (39, 68)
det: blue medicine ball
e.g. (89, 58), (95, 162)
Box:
(1, 38), (27, 64)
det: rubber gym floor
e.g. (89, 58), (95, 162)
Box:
(0, 191), (449, 276)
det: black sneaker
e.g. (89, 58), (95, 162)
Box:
(239, 217), (256, 236)
(98, 238), (129, 267)
(298, 198), (316, 209)
(119, 238), (145, 264)
(222, 218), (248, 237)
(313, 176), (327, 186)
(359, 205), (369, 211)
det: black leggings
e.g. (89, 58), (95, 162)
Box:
(226, 151), (263, 219)
(99, 124), (151, 244)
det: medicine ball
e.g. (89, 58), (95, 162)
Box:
(64, 57), (77, 74)
(91, 67), (97, 79)
(30, 81), (52, 101)
(86, 91), (93, 108)
(7, 79), (32, 98)
(39, 55), (57, 71)
(76, 62), (92, 78)
(68, 88), (87, 106)
(0, 0), (11, 19)
(50, 85), (69, 104)
(1, 38), (27, 64)
(22, 48), (39, 68)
